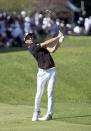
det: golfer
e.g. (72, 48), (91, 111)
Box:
(24, 31), (64, 121)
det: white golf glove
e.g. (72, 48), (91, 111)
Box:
(58, 31), (64, 43)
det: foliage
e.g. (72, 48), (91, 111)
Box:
(0, 0), (67, 12)
(0, 0), (34, 11)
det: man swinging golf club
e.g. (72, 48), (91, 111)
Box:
(24, 31), (64, 121)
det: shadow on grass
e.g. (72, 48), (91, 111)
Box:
(53, 115), (91, 125)
(54, 115), (91, 125)
(54, 114), (91, 120)
(54, 114), (91, 124)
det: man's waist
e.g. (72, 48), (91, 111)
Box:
(38, 66), (56, 72)
(38, 62), (55, 69)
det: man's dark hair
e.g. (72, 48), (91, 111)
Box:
(24, 33), (33, 41)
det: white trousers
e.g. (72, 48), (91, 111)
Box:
(34, 67), (56, 115)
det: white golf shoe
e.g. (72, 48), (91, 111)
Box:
(39, 114), (52, 121)
(32, 111), (40, 121)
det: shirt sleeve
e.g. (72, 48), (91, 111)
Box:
(28, 43), (41, 53)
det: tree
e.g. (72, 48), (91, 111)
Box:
(32, 0), (67, 12)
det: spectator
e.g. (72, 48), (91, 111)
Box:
(24, 16), (32, 34)
(0, 10), (91, 48)
(84, 17), (91, 35)
(11, 19), (24, 47)
(0, 13), (7, 45)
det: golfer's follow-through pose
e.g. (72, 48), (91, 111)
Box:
(24, 31), (64, 121)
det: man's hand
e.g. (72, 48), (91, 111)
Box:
(46, 31), (64, 53)
(58, 31), (63, 38)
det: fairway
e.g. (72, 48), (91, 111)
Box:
(0, 36), (91, 131)
(0, 103), (91, 131)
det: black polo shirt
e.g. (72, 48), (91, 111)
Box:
(28, 43), (55, 69)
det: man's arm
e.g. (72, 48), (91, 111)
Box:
(40, 36), (59, 47)
(46, 41), (62, 53)
(40, 31), (63, 47)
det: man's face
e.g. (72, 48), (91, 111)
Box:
(25, 37), (33, 45)
(24, 33), (33, 45)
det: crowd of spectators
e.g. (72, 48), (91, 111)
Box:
(0, 10), (91, 48)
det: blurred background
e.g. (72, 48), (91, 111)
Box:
(0, 0), (91, 48)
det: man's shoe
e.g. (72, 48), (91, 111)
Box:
(39, 114), (52, 121)
(32, 111), (40, 121)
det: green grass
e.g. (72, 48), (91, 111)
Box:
(0, 36), (91, 130)
(0, 103), (91, 131)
